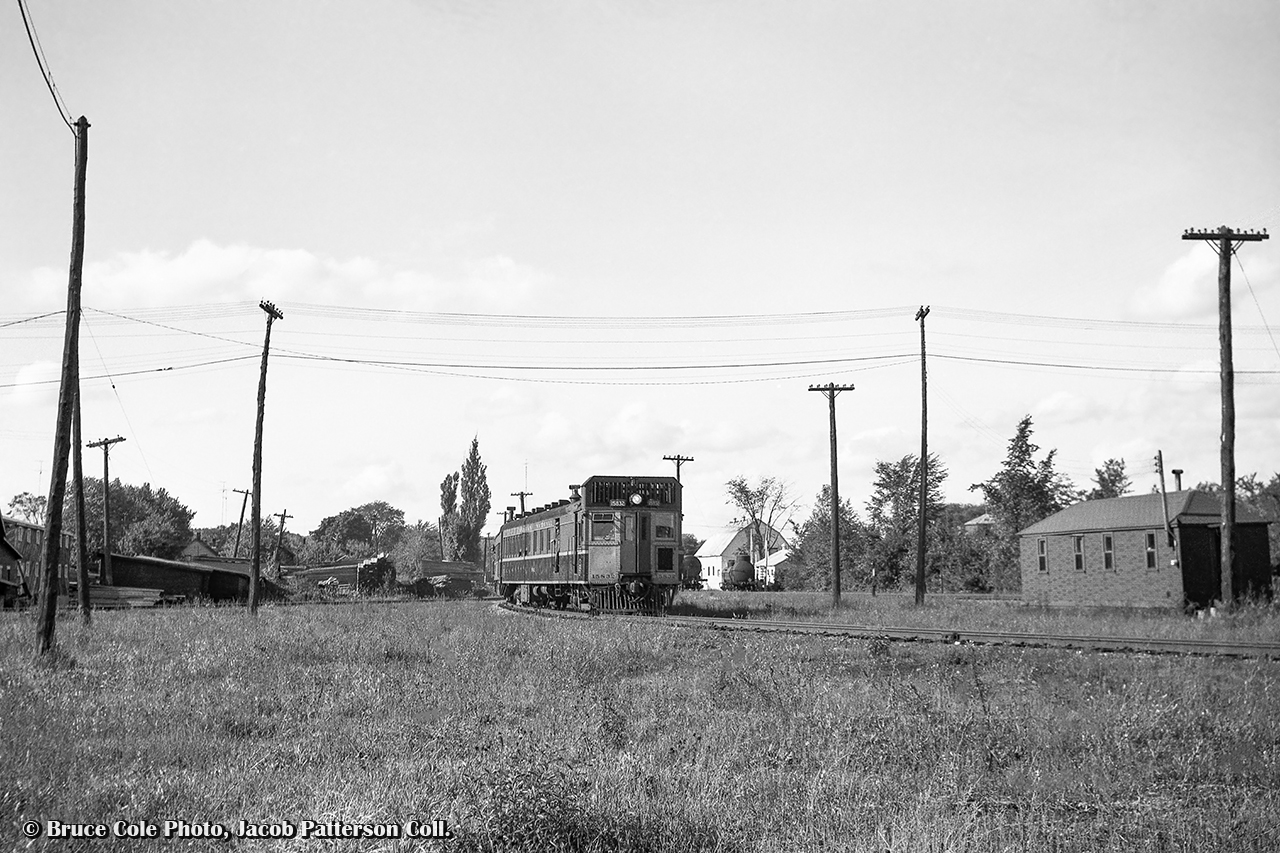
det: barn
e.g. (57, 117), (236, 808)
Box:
(1019, 490), (1272, 609)
(694, 523), (787, 590)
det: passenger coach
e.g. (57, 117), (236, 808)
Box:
(495, 475), (682, 613)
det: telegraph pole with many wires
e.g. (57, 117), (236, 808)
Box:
(249, 301), (284, 615)
(663, 455), (694, 483)
(1181, 226), (1269, 606)
(510, 491), (532, 515)
(232, 488), (251, 558)
(272, 509), (293, 576)
(809, 383), (854, 608)
(914, 306), (930, 606)
(34, 118), (90, 655)
(87, 436), (125, 587)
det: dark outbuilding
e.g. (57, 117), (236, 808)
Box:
(1019, 490), (1271, 609)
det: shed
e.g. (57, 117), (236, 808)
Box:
(1019, 490), (1271, 608)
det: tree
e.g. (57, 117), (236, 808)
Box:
(389, 520), (444, 581)
(724, 476), (796, 569)
(861, 453), (947, 590)
(312, 509), (374, 547)
(1087, 458), (1131, 500)
(786, 485), (864, 591)
(439, 472), (460, 561)
(457, 437), (492, 563)
(970, 415), (1078, 591)
(7, 492), (47, 525)
(66, 478), (195, 561)
(354, 500), (405, 553)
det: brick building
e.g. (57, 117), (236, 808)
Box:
(1019, 490), (1272, 609)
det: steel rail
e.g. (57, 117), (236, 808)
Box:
(499, 603), (1280, 659)
(664, 615), (1280, 659)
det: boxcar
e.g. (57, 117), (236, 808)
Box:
(495, 475), (682, 613)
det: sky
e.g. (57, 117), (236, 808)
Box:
(2, 0), (1278, 546)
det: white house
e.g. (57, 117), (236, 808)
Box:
(694, 522), (787, 590)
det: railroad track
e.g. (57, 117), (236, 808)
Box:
(500, 603), (1280, 659)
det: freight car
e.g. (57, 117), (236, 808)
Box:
(495, 475), (682, 614)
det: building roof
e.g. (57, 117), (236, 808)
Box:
(694, 530), (742, 561)
(753, 549), (790, 569)
(1019, 490), (1271, 537)
(964, 512), (994, 528)
(0, 517), (21, 562)
(694, 523), (788, 562)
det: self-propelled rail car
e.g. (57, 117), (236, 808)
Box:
(494, 475), (682, 613)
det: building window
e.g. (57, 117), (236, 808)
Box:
(1037, 538), (1047, 572)
(1073, 535), (1084, 571)
(1103, 533), (1114, 570)
(1145, 532), (1157, 569)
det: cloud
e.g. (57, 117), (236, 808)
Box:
(1131, 246), (1280, 323)
(3, 361), (60, 411)
(16, 240), (553, 315)
(1129, 247), (1220, 321)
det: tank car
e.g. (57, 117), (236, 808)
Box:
(721, 551), (757, 591)
(495, 475), (682, 614)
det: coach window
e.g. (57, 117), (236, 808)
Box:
(1103, 533), (1114, 570)
(1037, 538), (1047, 572)
(1073, 535), (1084, 571)
(1145, 532), (1157, 569)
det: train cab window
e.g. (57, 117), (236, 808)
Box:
(590, 512), (618, 543)
(653, 512), (674, 540)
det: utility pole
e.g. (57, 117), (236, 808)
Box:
(914, 306), (930, 606)
(249, 301), (284, 615)
(663, 454), (694, 570)
(72, 386), (90, 623)
(232, 488), (251, 558)
(1155, 451), (1174, 548)
(663, 455), (694, 484)
(87, 436), (125, 587)
(809, 383), (854, 608)
(1182, 226), (1269, 606)
(510, 491), (532, 515)
(35, 116), (90, 657)
(272, 509), (293, 576)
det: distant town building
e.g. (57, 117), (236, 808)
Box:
(694, 523), (787, 590)
(963, 512), (995, 536)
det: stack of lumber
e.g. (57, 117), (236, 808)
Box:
(87, 585), (164, 609)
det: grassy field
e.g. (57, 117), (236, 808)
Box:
(672, 589), (1280, 643)
(2, 600), (1278, 852)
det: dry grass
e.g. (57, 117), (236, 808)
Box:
(2, 600), (1278, 852)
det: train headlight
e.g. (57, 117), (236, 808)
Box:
(629, 493), (644, 506)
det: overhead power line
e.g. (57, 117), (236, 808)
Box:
(16, 0), (75, 133)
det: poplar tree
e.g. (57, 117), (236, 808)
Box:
(457, 438), (491, 563)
